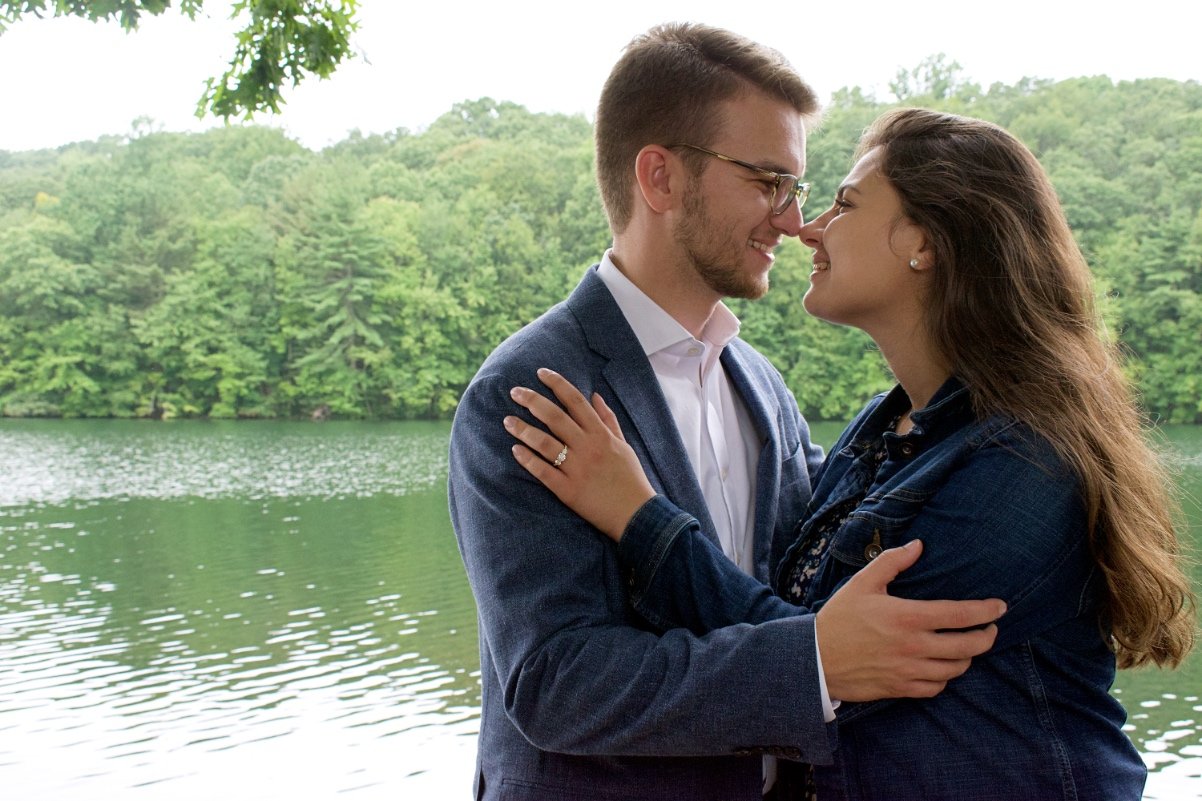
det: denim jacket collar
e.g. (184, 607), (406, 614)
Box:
(845, 376), (973, 460)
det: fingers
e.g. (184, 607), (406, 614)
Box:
(890, 679), (956, 699)
(508, 368), (609, 446)
(504, 369), (611, 469)
(537, 368), (605, 431)
(877, 593), (1003, 660)
(873, 625), (998, 698)
(817, 542), (1007, 701)
(903, 597), (1008, 632)
(530, 369), (631, 447)
(509, 384), (581, 450)
(504, 412), (569, 467)
(885, 657), (976, 698)
(850, 540), (1008, 627)
(591, 392), (626, 442)
(511, 442), (569, 494)
(852, 539), (923, 590)
(910, 623), (999, 662)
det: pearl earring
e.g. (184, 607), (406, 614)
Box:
(909, 258), (920, 269)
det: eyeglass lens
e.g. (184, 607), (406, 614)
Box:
(772, 178), (807, 214)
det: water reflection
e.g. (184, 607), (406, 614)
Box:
(1117, 424), (1202, 800)
(0, 420), (478, 799)
(0, 420), (1199, 799)
(0, 419), (449, 506)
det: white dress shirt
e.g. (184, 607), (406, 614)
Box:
(596, 252), (836, 792)
(596, 253), (760, 572)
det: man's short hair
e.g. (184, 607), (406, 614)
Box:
(595, 22), (819, 233)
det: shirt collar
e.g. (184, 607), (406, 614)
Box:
(596, 249), (741, 357)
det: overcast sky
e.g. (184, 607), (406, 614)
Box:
(1, 0), (1199, 152)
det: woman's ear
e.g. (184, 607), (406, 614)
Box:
(898, 225), (935, 272)
(633, 145), (679, 215)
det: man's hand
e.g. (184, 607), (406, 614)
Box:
(816, 540), (1005, 702)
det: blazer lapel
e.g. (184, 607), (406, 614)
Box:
(566, 268), (719, 543)
(721, 344), (779, 548)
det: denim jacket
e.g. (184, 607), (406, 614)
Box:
(619, 378), (1145, 800)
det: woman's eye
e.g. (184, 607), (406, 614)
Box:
(833, 199), (851, 214)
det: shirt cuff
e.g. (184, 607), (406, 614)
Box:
(814, 625), (839, 722)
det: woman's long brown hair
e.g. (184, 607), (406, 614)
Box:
(860, 108), (1196, 668)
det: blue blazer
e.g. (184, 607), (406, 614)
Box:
(449, 266), (830, 800)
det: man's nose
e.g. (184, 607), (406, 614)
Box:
(770, 197), (804, 236)
(799, 211), (827, 250)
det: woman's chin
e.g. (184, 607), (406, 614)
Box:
(801, 289), (825, 320)
(802, 292), (850, 328)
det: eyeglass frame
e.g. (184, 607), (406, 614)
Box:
(667, 143), (811, 216)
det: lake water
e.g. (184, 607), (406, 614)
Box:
(1, 419), (1199, 800)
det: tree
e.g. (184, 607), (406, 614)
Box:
(132, 207), (280, 418)
(0, 0), (360, 118)
(889, 54), (979, 104)
(2, 76), (1199, 422)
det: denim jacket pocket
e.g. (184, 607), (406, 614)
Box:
(824, 487), (932, 571)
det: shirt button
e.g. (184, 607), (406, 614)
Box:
(687, 347), (701, 357)
(720, 469), (728, 481)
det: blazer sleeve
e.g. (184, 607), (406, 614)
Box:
(449, 368), (835, 762)
(619, 494), (812, 634)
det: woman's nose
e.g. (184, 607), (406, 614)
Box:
(799, 209), (829, 249)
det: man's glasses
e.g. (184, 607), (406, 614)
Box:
(669, 143), (811, 216)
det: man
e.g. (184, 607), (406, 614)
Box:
(449, 23), (1004, 801)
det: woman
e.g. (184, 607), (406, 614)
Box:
(503, 109), (1196, 800)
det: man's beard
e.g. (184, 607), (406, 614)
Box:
(673, 183), (769, 301)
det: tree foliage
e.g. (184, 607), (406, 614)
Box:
(2, 74), (1201, 422)
(0, 0), (359, 118)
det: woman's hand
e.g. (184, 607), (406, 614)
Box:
(504, 368), (656, 542)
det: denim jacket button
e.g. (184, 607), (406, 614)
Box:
(864, 531), (884, 561)
(899, 442), (915, 457)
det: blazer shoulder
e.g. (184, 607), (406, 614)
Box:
(475, 300), (585, 377)
(472, 267), (629, 378)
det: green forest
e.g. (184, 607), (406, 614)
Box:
(2, 62), (1201, 423)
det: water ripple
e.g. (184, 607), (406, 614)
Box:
(0, 421), (449, 507)
(0, 591), (478, 797)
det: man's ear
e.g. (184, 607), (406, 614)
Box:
(633, 145), (681, 215)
